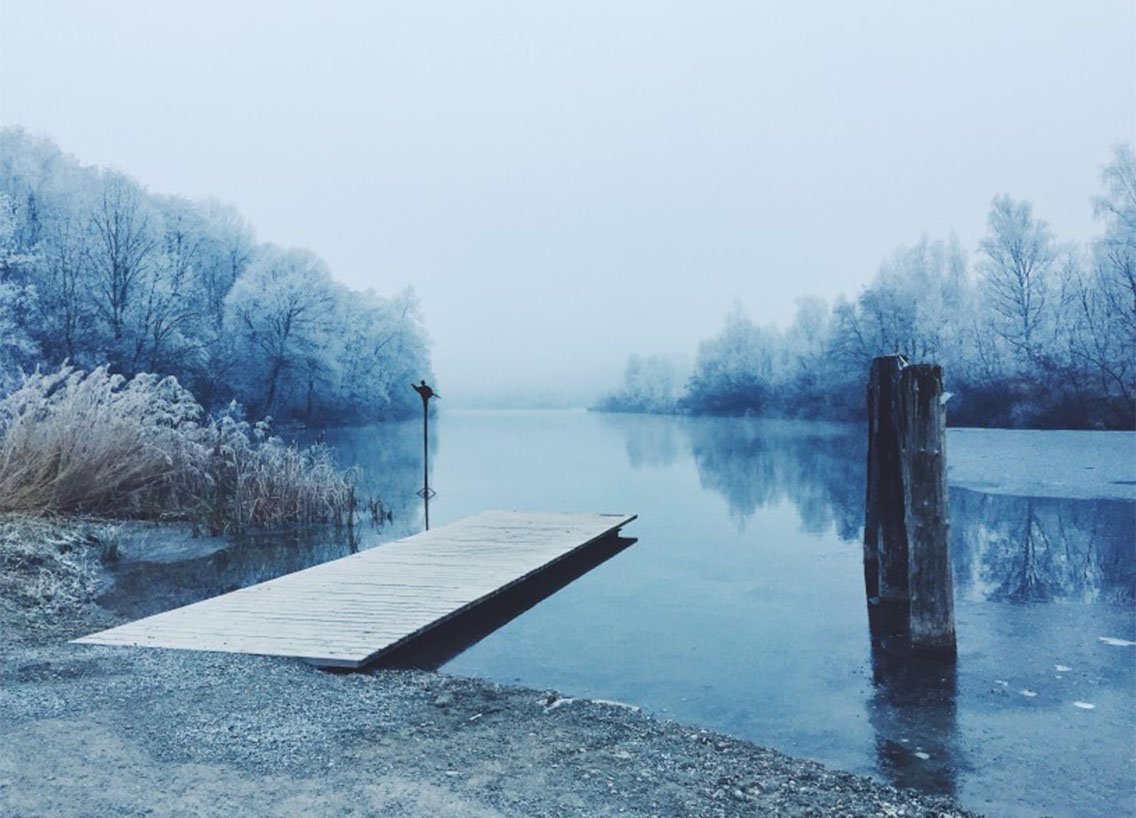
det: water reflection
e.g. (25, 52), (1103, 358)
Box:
(601, 414), (1134, 803)
(313, 420), (427, 529)
(104, 415), (1133, 638)
(683, 418), (864, 538)
(645, 416), (1135, 604)
(603, 413), (681, 470)
(868, 652), (962, 797)
(952, 490), (1136, 604)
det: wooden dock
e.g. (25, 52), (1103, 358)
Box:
(74, 510), (635, 668)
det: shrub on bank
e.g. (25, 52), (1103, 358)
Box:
(0, 515), (109, 626)
(0, 366), (357, 532)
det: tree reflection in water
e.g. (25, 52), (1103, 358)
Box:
(616, 413), (682, 470)
(665, 416), (1134, 604)
(952, 489), (1135, 604)
(684, 417), (864, 539)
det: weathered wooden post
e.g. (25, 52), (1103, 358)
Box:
(864, 356), (910, 623)
(900, 363), (955, 656)
(864, 356), (956, 658)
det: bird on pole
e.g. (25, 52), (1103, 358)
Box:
(413, 380), (438, 403)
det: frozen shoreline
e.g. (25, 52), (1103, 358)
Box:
(1, 587), (979, 818)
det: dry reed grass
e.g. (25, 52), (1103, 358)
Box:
(0, 366), (357, 533)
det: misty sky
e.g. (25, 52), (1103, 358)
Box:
(1, 1), (1134, 405)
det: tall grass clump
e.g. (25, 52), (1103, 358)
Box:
(0, 366), (357, 532)
(202, 413), (357, 534)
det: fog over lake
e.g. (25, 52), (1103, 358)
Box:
(2, 0), (1132, 404)
(2, 4), (1134, 816)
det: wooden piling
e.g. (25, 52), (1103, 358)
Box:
(864, 356), (910, 612)
(864, 356), (956, 658)
(899, 364), (956, 656)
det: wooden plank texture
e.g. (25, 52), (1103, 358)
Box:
(74, 510), (636, 668)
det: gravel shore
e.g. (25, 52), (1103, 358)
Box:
(0, 521), (980, 818)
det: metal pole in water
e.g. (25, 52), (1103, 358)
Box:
(422, 397), (429, 530)
(412, 380), (438, 530)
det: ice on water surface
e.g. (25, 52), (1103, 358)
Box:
(1097, 636), (1136, 647)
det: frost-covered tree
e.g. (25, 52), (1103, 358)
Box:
(34, 209), (95, 364)
(197, 200), (254, 332)
(601, 150), (1132, 428)
(129, 196), (209, 374)
(0, 192), (39, 391)
(596, 354), (681, 413)
(331, 287), (431, 421)
(0, 283), (37, 394)
(781, 296), (844, 413)
(977, 195), (1057, 369)
(0, 128), (432, 423)
(843, 236), (970, 365)
(224, 246), (336, 417)
(89, 170), (161, 368)
(685, 304), (779, 415)
(1070, 144), (1136, 420)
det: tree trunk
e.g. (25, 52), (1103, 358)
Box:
(264, 358), (284, 414)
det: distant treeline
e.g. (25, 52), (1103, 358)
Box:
(598, 145), (1136, 429)
(0, 129), (431, 424)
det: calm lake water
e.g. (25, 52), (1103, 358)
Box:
(103, 411), (1136, 818)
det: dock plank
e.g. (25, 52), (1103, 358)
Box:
(75, 510), (635, 668)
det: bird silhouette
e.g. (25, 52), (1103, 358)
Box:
(412, 380), (438, 401)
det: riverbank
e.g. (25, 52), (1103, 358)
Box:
(1, 521), (978, 818)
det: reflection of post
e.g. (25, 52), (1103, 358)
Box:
(864, 356), (956, 657)
(868, 650), (961, 797)
(412, 380), (438, 530)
